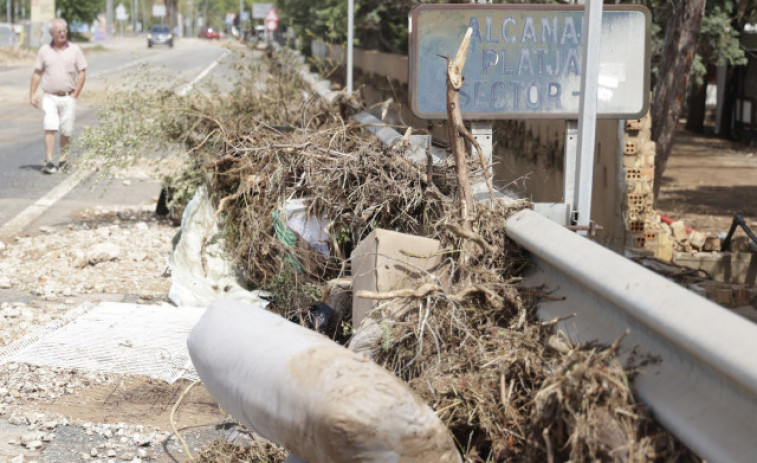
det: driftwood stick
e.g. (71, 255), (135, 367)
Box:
(356, 282), (443, 301)
(445, 223), (495, 254)
(442, 27), (474, 222)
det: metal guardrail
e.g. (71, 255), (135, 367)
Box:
(284, 44), (757, 462)
(506, 209), (757, 463)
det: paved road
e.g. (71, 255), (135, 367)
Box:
(0, 36), (239, 238)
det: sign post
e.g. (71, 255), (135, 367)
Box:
(116, 3), (128, 37)
(264, 7), (278, 44)
(409, 4), (650, 232)
(470, 0), (493, 178)
(574, 0), (603, 235)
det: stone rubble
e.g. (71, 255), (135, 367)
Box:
(0, 203), (182, 462)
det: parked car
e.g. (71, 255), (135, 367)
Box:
(147, 24), (173, 48)
(198, 27), (220, 39)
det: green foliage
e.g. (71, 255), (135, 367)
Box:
(73, 63), (212, 213)
(264, 269), (322, 318)
(275, 0), (562, 54)
(637, 0), (752, 87)
(692, 2), (747, 85)
(57, 0), (104, 27)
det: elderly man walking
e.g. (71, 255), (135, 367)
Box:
(29, 18), (87, 174)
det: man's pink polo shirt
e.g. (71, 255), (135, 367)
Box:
(34, 41), (88, 94)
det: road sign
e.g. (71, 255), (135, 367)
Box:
(115, 4), (128, 21)
(265, 8), (279, 22)
(253, 3), (274, 19)
(408, 4), (650, 120)
(152, 4), (166, 18)
(265, 19), (277, 32)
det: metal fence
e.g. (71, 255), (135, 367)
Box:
(0, 22), (15, 46)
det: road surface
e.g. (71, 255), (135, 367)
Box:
(0, 36), (238, 237)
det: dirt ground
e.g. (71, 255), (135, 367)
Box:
(656, 128), (757, 235)
(0, 46), (37, 67)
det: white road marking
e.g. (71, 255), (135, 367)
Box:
(177, 50), (229, 96)
(0, 170), (86, 238)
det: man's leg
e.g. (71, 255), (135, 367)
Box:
(44, 130), (56, 163)
(41, 130), (58, 174)
(58, 96), (76, 165)
(59, 133), (69, 163)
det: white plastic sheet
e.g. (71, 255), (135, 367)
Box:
(167, 186), (267, 308)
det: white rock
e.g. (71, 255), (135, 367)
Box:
(43, 421), (58, 430)
(0, 240), (5, 251)
(25, 440), (43, 450)
(0, 276), (10, 289)
(88, 243), (121, 265)
(3, 307), (20, 318)
(21, 432), (42, 446)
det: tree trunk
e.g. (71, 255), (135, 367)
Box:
(651, 0), (706, 202)
(685, 79), (707, 134)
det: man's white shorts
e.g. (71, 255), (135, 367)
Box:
(42, 93), (76, 136)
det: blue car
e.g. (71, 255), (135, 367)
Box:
(147, 24), (173, 48)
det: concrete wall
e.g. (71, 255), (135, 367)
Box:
(313, 41), (627, 250)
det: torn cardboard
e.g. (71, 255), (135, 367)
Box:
(351, 229), (446, 326)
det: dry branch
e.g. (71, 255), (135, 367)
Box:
(443, 27), (474, 222)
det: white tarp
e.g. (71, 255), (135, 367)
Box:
(168, 186), (268, 308)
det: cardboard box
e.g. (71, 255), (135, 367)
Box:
(351, 229), (445, 326)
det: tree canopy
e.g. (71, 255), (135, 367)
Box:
(56, 0), (105, 27)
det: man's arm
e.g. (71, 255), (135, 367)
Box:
(29, 69), (42, 107)
(72, 69), (86, 99)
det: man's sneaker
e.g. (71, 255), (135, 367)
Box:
(58, 160), (67, 171)
(41, 162), (57, 174)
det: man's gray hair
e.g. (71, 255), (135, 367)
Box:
(51, 18), (67, 29)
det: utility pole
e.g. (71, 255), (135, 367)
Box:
(132, 0), (137, 32)
(106, 0), (114, 38)
(346, 0), (354, 93)
(7, 0), (11, 24)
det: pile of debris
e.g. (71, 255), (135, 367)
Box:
(86, 50), (700, 461)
